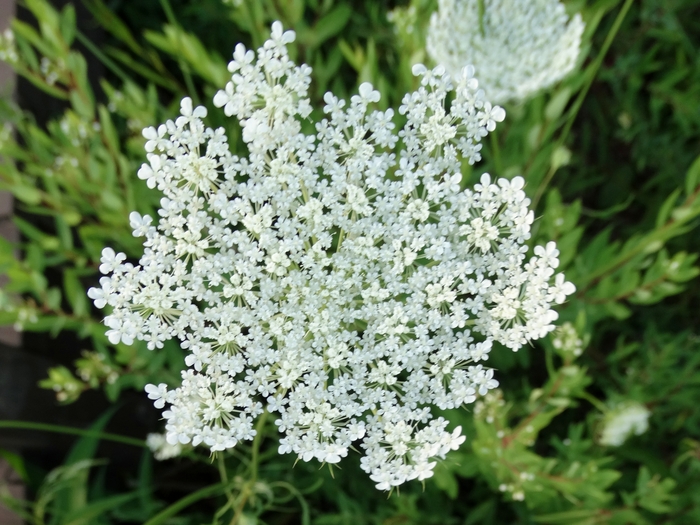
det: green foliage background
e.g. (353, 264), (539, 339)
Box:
(0, 0), (699, 523)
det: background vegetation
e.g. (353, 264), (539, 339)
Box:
(0, 0), (699, 523)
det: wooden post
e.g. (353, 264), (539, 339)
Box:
(0, 0), (25, 522)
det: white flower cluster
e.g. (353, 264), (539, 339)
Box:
(146, 432), (185, 461)
(89, 22), (574, 490)
(426, 0), (584, 103)
(0, 28), (18, 64)
(387, 5), (419, 36)
(599, 402), (650, 447)
(552, 322), (584, 357)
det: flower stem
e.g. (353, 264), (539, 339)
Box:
(251, 409), (269, 482)
(217, 453), (236, 506)
(0, 420), (145, 447)
(490, 128), (503, 175)
(229, 410), (269, 525)
(532, 0), (635, 210)
(579, 391), (608, 413)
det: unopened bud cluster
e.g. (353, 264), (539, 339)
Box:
(0, 28), (18, 64)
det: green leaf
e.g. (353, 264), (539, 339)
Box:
(50, 409), (118, 524)
(0, 421), (145, 448)
(136, 449), (157, 517)
(59, 4), (77, 46)
(142, 482), (227, 525)
(279, 0), (305, 25)
(55, 215), (73, 251)
(98, 105), (120, 153)
(82, 0), (143, 54)
(66, 410), (117, 465)
(25, 0), (60, 34)
(67, 55), (95, 118)
(302, 4), (352, 49)
(338, 39), (363, 73)
(0, 448), (29, 482)
(11, 183), (43, 205)
(106, 47), (177, 90)
(432, 462), (459, 499)
(545, 88), (573, 122)
(534, 508), (600, 523)
(635, 467), (676, 514)
(14, 216), (54, 247)
(603, 301), (632, 320)
(143, 25), (228, 86)
(45, 287), (62, 311)
(655, 187), (682, 228)
(36, 460), (99, 525)
(61, 491), (141, 525)
(684, 154), (700, 195)
(609, 509), (647, 525)
(464, 498), (496, 525)
(11, 19), (55, 58)
(103, 377), (123, 403)
(12, 30), (40, 70)
(63, 269), (88, 318)
(49, 315), (69, 338)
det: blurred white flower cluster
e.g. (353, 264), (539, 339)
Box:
(89, 23), (574, 490)
(599, 402), (650, 447)
(387, 5), (419, 36)
(0, 28), (18, 64)
(552, 322), (584, 357)
(426, 0), (584, 103)
(146, 432), (185, 461)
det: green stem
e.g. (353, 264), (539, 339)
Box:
(544, 346), (556, 378)
(0, 420), (145, 447)
(532, 0), (635, 210)
(269, 482), (311, 524)
(217, 453), (229, 484)
(250, 410), (269, 483)
(239, 1), (265, 49)
(143, 482), (227, 525)
(579, 391), (608, 413)
(217, 453), (237, 510)
(228, 410), (269, 525)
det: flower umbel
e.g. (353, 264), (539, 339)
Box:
(89, 22), (574, 490)
(426, 0), (585, 103)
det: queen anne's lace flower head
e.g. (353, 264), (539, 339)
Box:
(426, 0), (585, 104)
(89, 22), (574, 490)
